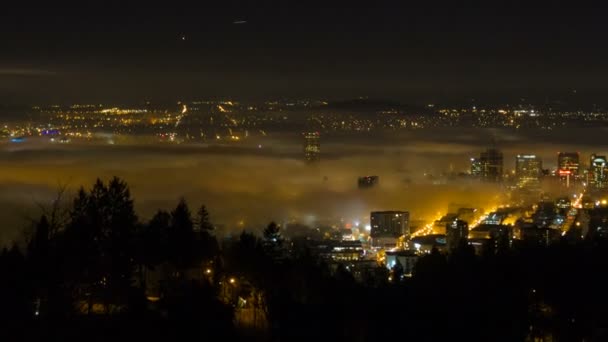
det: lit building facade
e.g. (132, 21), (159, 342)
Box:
(557, 152), (579, 187)
(479, 148), (503, 182)
(470, 158), (482, 177)
(590, 154), (608, 189)
(303, 132), (320, 162)
(370, 211), (410, 247)
(515, 154), (542, 189)
(358, 175), (379, 189)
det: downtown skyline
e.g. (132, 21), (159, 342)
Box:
(2, 2), (608, 341)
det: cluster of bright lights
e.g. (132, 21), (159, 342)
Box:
(411, 212), (443, 237)
(411, 222), (434, 238)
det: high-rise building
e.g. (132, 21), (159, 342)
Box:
(470, 158), (482, 176)
(479, 148), (503, 182)
(590, 154), (608, 189)
(557, 152), (579, 187)
(370, 211), (410, 247)
(515, 154), (542, 189)
(303, 132), (320, 162)
(446, 219), (468, 252)
(358, 176), (379, 189)
(558, 152), (579, 174)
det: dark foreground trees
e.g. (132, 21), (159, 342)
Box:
(0, 178), (233, 341)
(2, 178), (608, 341)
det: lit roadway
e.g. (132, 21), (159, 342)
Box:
(409, 188), (585, 241)
(562, 191), (584, 234)
(411, 205), (501, 239)
(411, 212), (442, 237)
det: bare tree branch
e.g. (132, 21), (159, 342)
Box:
(25, 180), (73, 238)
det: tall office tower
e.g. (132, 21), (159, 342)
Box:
(470, 158), (482, 177)
(479, 148), (503, 182)
(515, 154), (542, 189)
(370, 211), (410, 247)
(446, 219), (469, 252)
(303, 132), (320, 163)
(358, 176), (379, 189)
(590, 154), (608, 189)
(557, 152), (579, 187)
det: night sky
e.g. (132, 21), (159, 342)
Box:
(1, 1), (608, 105)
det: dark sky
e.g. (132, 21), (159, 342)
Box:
(1, 1), (608, 105)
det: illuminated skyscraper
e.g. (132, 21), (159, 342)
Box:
(590, 154), (608, 189)
(470, 158), (482, 177)
(558, 152), (580, 174)
(370, 211), (410, 247)
(515, 154), (542, 189)
(358, 176), (379, 189)
(303, 132), (320, 162)
(557, 152), (579, 187)
(479, 148), (503, 182)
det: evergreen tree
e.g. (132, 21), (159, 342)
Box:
(230, 231), (265, 282)
(194, 205), (219, 262)
(169, 198), (195, 270)
(63, 186), (100, 301)
(28, 215), (50, 263)
(0, 244), (31, 322)
(27, 216), (51, 316)
(141, 210), (170, 268)
(196, 205), (213, 232)
(103, 177), (138, 307)
(62, 178), (138, 313)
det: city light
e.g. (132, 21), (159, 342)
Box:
(2, 5), (608, 338)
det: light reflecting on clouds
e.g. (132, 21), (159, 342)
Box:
(0, 127), (606, 244)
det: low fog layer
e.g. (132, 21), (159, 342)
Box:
(0, 127), (606, 244)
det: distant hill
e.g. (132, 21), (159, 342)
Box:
(322, 98), (429, 114)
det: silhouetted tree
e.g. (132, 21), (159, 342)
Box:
(28, 215), (50, 264)
(263, 221), (281, 242)
(61, 177), (138, 313)
(141, 210), (170, 268)
(196, 205), (213, 232)
(225, 231), (266, 283)
(0, 244), (31, 323)
(412, 247), (447, 281)
(133, 210), (170, 293)
(103, 177), (138, 309)
(9, 176), (608, 341)
(169, 198), (195, 271)
(194, 205), (219, 262)
(26, 215), (51, 316)
(239, 230), (258, 251)
(62, 186), (101, 313)
(164, 281), (235, 339)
